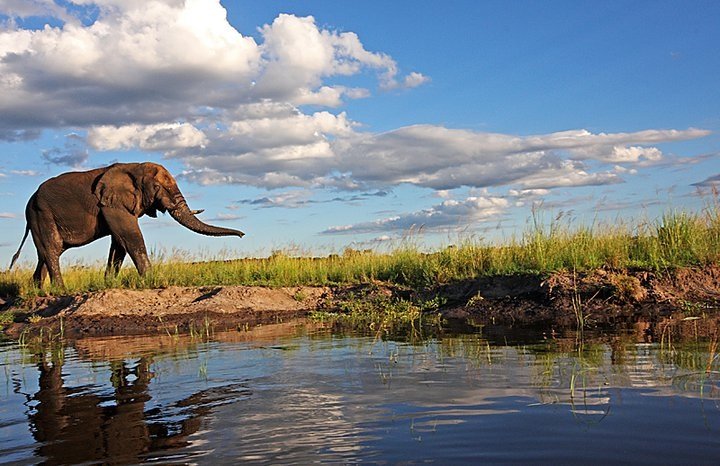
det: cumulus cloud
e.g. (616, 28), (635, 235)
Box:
(570, 144), (663, 163)
(0, 2), (423, 138)
(324, 126), (702, 191)
(401, 72), (431, 89)
(256, 14), (413, 102)
(0, 0), (73, 21)
(380, 71), (431, 90)
(0, 1), (258, 131)
(322, 195), (509, 235)
(176, 107), (357, 188)
(174, 122), (707, 192)
(508, 188), (551, 207)
(87, 122), (207, 151)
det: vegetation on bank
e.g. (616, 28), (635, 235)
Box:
(1, 203), (719, 300)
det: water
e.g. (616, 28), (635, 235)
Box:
(1, 319), (719, 464)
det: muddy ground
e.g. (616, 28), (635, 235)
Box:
(2, 265), (719, 339)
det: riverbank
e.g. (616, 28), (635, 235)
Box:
(2, 265), (718, 339)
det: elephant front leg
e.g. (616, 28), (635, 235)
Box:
(106, 238), (127, 278)
(102, 209), (152, 276)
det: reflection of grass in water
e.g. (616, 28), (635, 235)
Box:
(181, 316), (215, 342)
(198, 359), (208, 381)
(311, 294), (443, 342)
(2, 204), (719, 298)
(658, 325), (720, 397)
(532, 340), (608, 392)
(437, 334), (496, 366)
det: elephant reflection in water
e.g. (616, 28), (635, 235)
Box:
(25, 353), (205, 464)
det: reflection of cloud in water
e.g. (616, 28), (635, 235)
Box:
(230, 389), (368, 462)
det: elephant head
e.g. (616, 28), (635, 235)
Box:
(94, 162), (245, 238)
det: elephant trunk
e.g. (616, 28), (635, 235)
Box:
(169, 196), (245, 238)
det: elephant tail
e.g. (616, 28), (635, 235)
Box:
(9, 225), (29, 270)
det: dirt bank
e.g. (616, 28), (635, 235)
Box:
(3, 286), (331, 338)
(2, 265), (719, 338)
(433, 265), (720, 328)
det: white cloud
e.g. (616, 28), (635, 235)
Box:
(570, 144), (664, 163)
(0, 0), (72, 21)
(0, 2), (424, 137)
(172, 122), (707, 193)
(0, 212), (16, 218)
(514, 162), (622, 190)
(613, 165), (638, 175)
(322, 195), (509, 235)
(508, 188), (551, 207)
(402, 72), (431, 89)
(87, 122), (207, 151)
(509, 188), (551, 197)
(383, 71), (431, 90)
(9, 169), (38, 175)
(256, 14), (401, 100)
(325, 125), (705, 191)
(0, 0), (260, 131)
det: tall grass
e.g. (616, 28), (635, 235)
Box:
(2, 204), (719, 298)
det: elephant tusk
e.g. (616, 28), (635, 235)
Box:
(190, 209), (205, 215)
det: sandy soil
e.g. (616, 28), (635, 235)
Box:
(3, 286), (331, 338)
(2, 265), (719, 338)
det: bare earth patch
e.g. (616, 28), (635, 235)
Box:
(3, 286), (331, 338)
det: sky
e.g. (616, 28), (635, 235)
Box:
(0, 0), (719, 267)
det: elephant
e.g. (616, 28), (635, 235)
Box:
(9, 162), (245, 288)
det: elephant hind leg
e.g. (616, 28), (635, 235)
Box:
(32, 259), (48, 288)
(33, 249), (64, 289)
(106, 238), (127, 278)
(29, 211), (65, 289)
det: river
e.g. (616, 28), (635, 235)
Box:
(1, 318), (719, 464)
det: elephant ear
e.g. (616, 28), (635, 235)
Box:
(93, 164), (142, 215)
(137, 173), (161, 217)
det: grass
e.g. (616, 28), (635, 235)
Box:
(310, 288), (444, 340)
(2, 202), (719, 299)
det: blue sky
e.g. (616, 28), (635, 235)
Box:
(0, 0), (718, 267)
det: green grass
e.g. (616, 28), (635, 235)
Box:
(2, 203), (720, 299)
(310, 287), (445, 340)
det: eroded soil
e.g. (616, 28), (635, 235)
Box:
(2, 286), (331, 338)
(2, 265), (719, 338)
